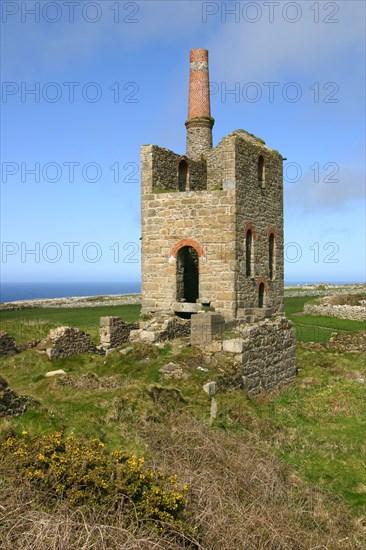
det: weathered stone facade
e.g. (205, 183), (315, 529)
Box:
(141, 130), (284, 320)
(139, 48), (296, 391)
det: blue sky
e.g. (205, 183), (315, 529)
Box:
(1, 0), (365, 285)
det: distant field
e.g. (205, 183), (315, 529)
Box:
(1, 297), (364, 345)
(0, 304), (141, 343)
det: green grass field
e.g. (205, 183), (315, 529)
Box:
(1, 297), (365, 517)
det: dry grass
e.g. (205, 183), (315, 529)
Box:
(1, 414), (365, 549)
(0, 478), (188, 550)
(142, 413), (365, 549)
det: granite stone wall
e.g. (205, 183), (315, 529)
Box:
(100, 317), (139, 349)
(304, 303), (366, 322)
(141, 130), (285, 321)
(217, 317), (296, 396)
(43, 327), (98, 359)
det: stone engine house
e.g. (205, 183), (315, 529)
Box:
(141, 48), (285, 322)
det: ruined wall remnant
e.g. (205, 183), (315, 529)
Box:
(216, 317), (296, 396)
(0, 331), (17, 356)
(41, 327), (99, 359)
(130, 316), (190, 343)
(99, 317), (139, 349)
(0, 376), (28, 418)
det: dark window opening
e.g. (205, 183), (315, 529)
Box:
(178, 160), (188, 192)
(269, 233), (275, 280)
(246, 229), (253, 278)
(258, 282), (265, 308)
(258, 156), (265, 188)
(176, 246), (199, 302)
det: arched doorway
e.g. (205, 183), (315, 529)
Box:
(176, 246), (199, 302)
(258, 282), (265, 308)
(178, 160), (188, 192)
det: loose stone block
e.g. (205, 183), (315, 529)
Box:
(223, 339), (245, 353)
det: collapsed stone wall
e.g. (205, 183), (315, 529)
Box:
(100, 317), (139, 349)
(0, 331), (17, 356)
(41, 327), (99, 359)
(0, 376), (28, 418)
(304, 303), (366, 322)
(213, 317), (296, 396)
(130, 316), (190, 343)
(328, 332), (366, 354)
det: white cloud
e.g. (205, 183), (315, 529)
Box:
(207, 1), (365, 82)
(285, 163), (365, 213)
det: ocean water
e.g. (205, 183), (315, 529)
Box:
(0, 282), (141, 303)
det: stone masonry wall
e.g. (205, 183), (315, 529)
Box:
(234, 131), (284, 317)
(151, 146), (181, 191)
(146, 145), (207, 192)
(43, 327), (98, 359)
(217, 317), (296, 396)
(100, 317), (139, 349)
(141, 131), (284, 320)
(304, 303), (366, 322)
(141, 186), (237, 319)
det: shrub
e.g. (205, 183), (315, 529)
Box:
(0, 432), (188, 532)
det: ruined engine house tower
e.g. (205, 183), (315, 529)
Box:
(140, 49), (285, 322)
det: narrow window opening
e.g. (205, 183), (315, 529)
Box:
(176, 246), (199, 302)
(269, 233), (275, 280)
(178, 160), (188, 192)
(258, 156), (265, 188)
(258, 282), (265, 308)
(246, 229), (253, 278)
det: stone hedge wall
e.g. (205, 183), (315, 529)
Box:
(304, 303), (366, 322)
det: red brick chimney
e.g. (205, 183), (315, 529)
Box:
(185, 48), (214, 160)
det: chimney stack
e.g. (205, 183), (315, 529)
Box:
(185, 48), (214, 160)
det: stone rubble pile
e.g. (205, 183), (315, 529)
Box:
(328, 332), (366, 354)
(0, 331), (18, 356)
(0, 376), (28, 418)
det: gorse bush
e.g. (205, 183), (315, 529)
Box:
(1, 431), (188, 531)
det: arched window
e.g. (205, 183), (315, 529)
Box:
(269, 233), (275, 280)
(258, 282), (265, 308)
(258, 156), (265, 188)
(246, 229), (253, 278)
(178, 160), (188, 192)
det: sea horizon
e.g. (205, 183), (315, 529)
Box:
(0, 280), (364, 303)
(0, 282), (142, 303)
